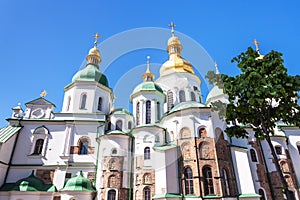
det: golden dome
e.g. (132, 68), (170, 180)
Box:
(160, 54), (194, 76)
(86, 32), (101, 66)
(168, 36), (181, 46)
(160, 23), (194, 76)
(88, 46), (100, 57)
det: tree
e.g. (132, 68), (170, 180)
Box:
(206, 47), (300, 199)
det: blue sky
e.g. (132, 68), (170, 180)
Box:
(0, 0), (299, 127)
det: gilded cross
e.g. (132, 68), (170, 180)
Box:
(168, 22), (176, 36)
(253, 39), (260, 51)
(93, 32), (101, 47)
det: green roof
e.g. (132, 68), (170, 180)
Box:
(239, 193), (261, 198)
(110, 108), (133, 116)
(152, 193), (183, 199)
(61, 171), (96, 192)
(153, 144), (177, 151)
(167, 101), (207, 115)
(0, 125), (22, 143)
(72, 64), (109, 87)
(132, 81), (164, 94)
(0, 171), (57, 192)
(206, 85), (224, 102)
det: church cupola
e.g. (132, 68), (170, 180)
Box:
(86, 32), (101, 66)
(159, 23), (194, 77)
(62, 33), (113, 114)
(131, 56), (165, 125)
(167, 22), (183, 58)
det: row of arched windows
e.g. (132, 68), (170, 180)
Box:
(184, 166), (223, 196)
(74, 93), (103, 111)
(167, 90), (198, 111)
(136, 100), (161, 125)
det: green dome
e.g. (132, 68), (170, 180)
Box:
(206, 85), (224, 103)
(72, 64), (109, 87)
(132, 81), (163, 94)
(111, 108), (133, 116)
(168, 101), (207, 114)
(61, 171), (95, 192)
(1, 171), (57, 192)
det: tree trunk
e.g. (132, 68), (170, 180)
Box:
(265, 135), (292, 200)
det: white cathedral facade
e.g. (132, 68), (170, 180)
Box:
(1, 28), (300, 200)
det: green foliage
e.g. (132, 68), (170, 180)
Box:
(207, 47), (300, 140)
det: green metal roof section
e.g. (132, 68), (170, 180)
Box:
(0, 125), (22, 143)
(0, 171), (57, 192)
(153, 144), (177, 151)
(61, 171), (96, 192)
(134, 81), (163, 93)
(72, 64), (109, 87)
(239, 193), (261, 198)
(152, 193), (183, 199)
(110, 108), (133, 116)
(167, 101), (207, 115)
(202, 195), (222, 199)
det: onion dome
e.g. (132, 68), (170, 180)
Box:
(206, 62), (225, 103)
(160, 23), (194, 76)
(72, 33), (109, 87)
(61, 171), (95, 192)
(130, 56), (164, 102)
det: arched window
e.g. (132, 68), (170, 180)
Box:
(135, 190), (138, 200)
(33, 139), (44, 155)
(191, 92), (196, 101)
(116, 120), (122, 131)
(221, 168), (230, 196)
(167, 90), (174, 111)
(157, 102), (160, 120)
(258, 189), (266, 200)
(128, 121), (132, 129)
(184, 167), (194, 195)
(80, 93), (87, 109)
(108, 175), (117, 188)
(111, 148), (117, 155)
(79, 140), (89, 155)
(109, 158), (117, 170)
(146, 100), (151, 124)
(203, 166), (214, 195)
(144, 147), (150, 160)
(180, 127), (191, 139)
(199, 128), (207, 138)
(155, 135), (160, 143)
(143, 173), (152, 184)
(275, 145), (282, 155)
(143, 187), (151, 200)
(199, 142), (210, 159)
(250, 149), (258, 162)
(179, 90), (186, 102)
(136, 102), (140, 125)
(66, 96), (71, 111)
(97, 97), (102, 111)
(107, 189), (116, 200)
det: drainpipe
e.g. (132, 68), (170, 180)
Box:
(128, 135), (134, 200)
(94, 123), (105, 187)
(173, 120), (183, 199)
(4, 119), (23, 183)
(194, 137), (203, 198)
(258, 140), (275, 200)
